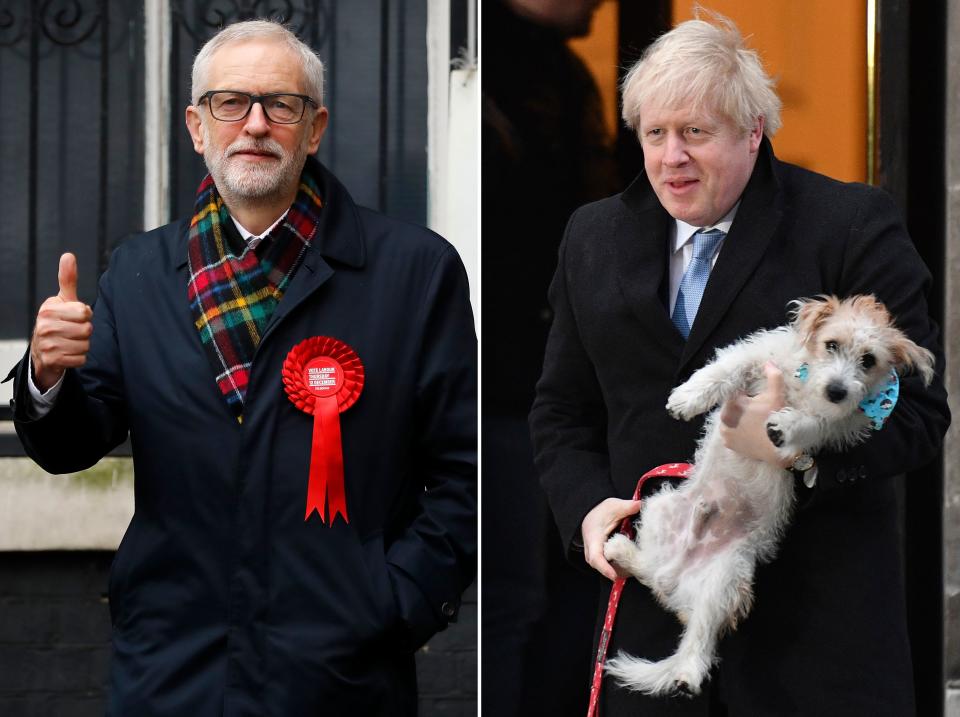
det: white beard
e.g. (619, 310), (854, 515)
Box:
(202, 123), (309, 201)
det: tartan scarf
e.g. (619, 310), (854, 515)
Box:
(187, 161), (323, 418)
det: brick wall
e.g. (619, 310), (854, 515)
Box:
(0, 553), (111, 717)
(417, 582), (478, 716)
(0, 552), (476, 716)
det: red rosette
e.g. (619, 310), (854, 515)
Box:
(282, 336), (365, 525)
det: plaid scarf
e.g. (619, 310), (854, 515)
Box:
(187, 162), (323, 418)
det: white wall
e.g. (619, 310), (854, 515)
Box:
(427, 0), (479, 322)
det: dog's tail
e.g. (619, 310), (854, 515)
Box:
(604, 648), (712, 697)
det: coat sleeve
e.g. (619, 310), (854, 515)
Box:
(808, 187), (950, 502)
(383, 244), (477, 649)
(528, 209), (618, 559)
(10, 255), (129, 472)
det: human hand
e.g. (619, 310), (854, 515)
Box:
(30, 253), (93, 392)
(719, 362), (792, 467)
(581, 497), (642, 580)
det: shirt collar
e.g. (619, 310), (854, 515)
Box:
(231, 210), (289, 247)
(672, 202), (740, 254)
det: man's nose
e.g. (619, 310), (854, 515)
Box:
(242, 101), (271, 135)
(663, 134), (689, 166)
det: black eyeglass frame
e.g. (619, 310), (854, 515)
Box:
(198, 90), (319, 124)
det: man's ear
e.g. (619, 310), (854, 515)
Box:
(307, 107), (329, 154)
(185, 105), (205, 155)
(749, 116), (764, 153)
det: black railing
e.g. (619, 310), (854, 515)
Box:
(0, 0), (145, 451)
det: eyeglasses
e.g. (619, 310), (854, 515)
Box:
(198, 90), (318, 124)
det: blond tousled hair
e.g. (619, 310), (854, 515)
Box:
(621, 11), (781, 138)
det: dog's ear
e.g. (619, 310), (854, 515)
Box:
(850, 294), (892, 326)
(887, 331), (936, 386)
(789, 295), (838, 346)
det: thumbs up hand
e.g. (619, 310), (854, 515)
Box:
(57, 251), (80, 302)
(30, 253), (94, 392)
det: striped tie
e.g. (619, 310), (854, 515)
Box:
(671, 229), (725, 339)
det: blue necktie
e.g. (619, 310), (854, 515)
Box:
(671, 229), (726, 339)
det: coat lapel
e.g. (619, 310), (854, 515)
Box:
(616, 173), (682, 342)
(260, 159), (365, 345)
(679, 140), (784, 372)
(259, 246), (334, 344)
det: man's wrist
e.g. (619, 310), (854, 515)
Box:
(779, 450), (799, 470)
(26, 354), (64, 418)
(29, 351), (61, 395)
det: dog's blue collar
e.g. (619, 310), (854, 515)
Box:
(793, 363), (899, 431)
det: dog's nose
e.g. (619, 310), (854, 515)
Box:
(826, 382), (848, 403)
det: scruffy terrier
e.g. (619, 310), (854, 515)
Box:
(602, 295), (934, 697)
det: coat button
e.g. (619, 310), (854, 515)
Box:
(836, 469), (847, 483)
(441, 601), (457, 619)
(858, 465), (868, 480)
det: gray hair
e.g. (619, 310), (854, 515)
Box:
(191, 19), (325, 106)
(621, 11), (781, 138)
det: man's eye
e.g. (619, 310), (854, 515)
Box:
(825, 340), (839, 353)
(688, 127), (701, 135)
(860, 353), (876, 369)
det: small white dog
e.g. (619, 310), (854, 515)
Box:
(602, 295), (934, 697)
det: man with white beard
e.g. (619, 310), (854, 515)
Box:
(9, 19), (476, 717)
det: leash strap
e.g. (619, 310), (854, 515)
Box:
(585, 463), (694, 717)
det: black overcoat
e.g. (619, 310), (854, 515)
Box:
(10, 161), (477, 716)
(529, 139), (949, 716)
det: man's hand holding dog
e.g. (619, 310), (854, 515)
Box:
(720, 361), (793, 467)
(581, 497), (642, 580)
(30, 253), (93, 392)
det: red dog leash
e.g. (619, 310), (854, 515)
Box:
(586, 463), (694, 717)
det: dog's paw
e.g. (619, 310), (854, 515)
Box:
(603, 533), (638, 567)
(765, 408), (798, 448)
(666, 384), (704, 421)
(766, 423), (784, 447)
(766, 408), (820, 464)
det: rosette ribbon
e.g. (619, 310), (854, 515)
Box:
(282, 336), (365, 524)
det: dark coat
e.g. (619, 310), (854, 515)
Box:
(529, 139), (949, 716)
(10, 161), (477, 716)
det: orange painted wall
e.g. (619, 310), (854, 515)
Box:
(673, 2), (868, 183)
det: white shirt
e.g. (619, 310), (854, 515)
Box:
(26, 213), (288, 417)
(667, 203), (739, 315)
(231, 212), (287, 250)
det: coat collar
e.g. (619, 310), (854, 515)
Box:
(616, 137), (785, 371)
(174, 156), (366, 271)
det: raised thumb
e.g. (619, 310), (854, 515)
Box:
(58, 252), (79, 302)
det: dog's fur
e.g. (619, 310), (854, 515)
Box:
(602, 295), (934, 697)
